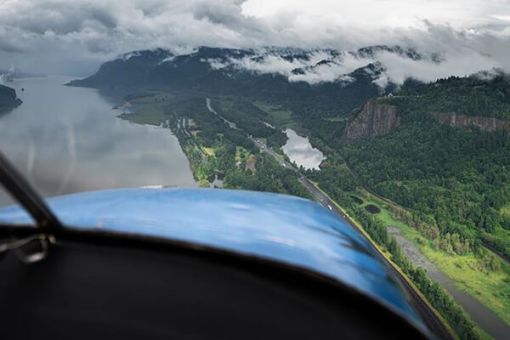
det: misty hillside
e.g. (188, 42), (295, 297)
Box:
(68, 45), (432, 116)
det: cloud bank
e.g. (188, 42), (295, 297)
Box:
(0, 0), (508, 80)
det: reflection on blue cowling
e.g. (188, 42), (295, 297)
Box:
(0, 187), (425, 331)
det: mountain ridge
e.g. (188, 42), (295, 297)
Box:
(68, 45), (428, 116)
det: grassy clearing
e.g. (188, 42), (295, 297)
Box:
(119, 110), (165, 126)
(118, 91), (171, 126)
(253, 101), (295, 127)
(202, 147), (215, 157)
(362, 197), (424, 242)
(423, 246), (510, 326)
(359, 191), (510, 327)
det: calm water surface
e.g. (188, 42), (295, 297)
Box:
(0, 76), (195, 203)
(281, 128), (325, 170)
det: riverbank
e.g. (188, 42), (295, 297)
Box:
(1, 77), (195, 200)
(120, 93), (311, 198)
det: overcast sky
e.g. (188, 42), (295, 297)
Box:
(0, 0), (509, 76)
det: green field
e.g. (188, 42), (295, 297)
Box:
(359, 191), (510, 327)
(423, 247), (510, 326)
(202, 147), (216, 157)
(118, 91), (170, 125)
(357, 194), (423, 241)
(253, 101), (295, 128)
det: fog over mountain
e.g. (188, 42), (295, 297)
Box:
(0, 0), (509, 80)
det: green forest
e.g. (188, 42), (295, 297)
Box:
(303, 74), (510, 261)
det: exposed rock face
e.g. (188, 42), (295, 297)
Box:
(431, 112), (510, 133)
(344, 100), (400, 140)
(0, 84), (22, 113)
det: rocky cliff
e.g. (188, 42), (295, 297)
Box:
(430, 112), (510, 133)
(0, 84), (22, 113)
(344, 100), (400, 140)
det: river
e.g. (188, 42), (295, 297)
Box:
(281, 128), (325, 170)
(0, 76), (195, 204)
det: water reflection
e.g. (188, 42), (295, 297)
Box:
(281, 129), (325, 170)
(0, 76), (195, 203)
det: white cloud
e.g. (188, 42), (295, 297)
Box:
(287, 54), (370, 84)
(231, 51), (329, 77)
(203, 44), (505, 87)
(205, 50), (373, 85)
(242, 0), (510, 30)
(374, 49), (501, 86)
(0, 0), (508, 79)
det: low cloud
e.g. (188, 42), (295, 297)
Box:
(203, 44), (504, 87)
(373, 49), (502, 87)
(0, 0), (508, 80)
(208, 50), (371, 85)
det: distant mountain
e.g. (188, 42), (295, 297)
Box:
(68, 45), (429, 116)
(0, 84), (22, 114)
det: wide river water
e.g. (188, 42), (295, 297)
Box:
(0, 76), (195, 204)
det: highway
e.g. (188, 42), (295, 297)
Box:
(206, 98), (453, 339)
(298, 176), (453, 340)
(254, 135), (453, 340)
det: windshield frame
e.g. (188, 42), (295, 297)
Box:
(0, 151), (61, 229)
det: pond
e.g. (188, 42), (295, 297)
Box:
(365, 204), (381, 214)
(281, 128), (325, 170)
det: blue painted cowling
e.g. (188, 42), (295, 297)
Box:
(0, 187), (425, 332)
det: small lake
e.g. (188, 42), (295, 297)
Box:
(0, 76), (195, 204)
(281, 128), (325, 170)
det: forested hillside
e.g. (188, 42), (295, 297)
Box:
(76, 49), (510, 258)
(312, 74), (510, 259)
(396, 72), (510, 119)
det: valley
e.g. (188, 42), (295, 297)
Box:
(71, 46), (510, 339)
(119, 87), (508, 339)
